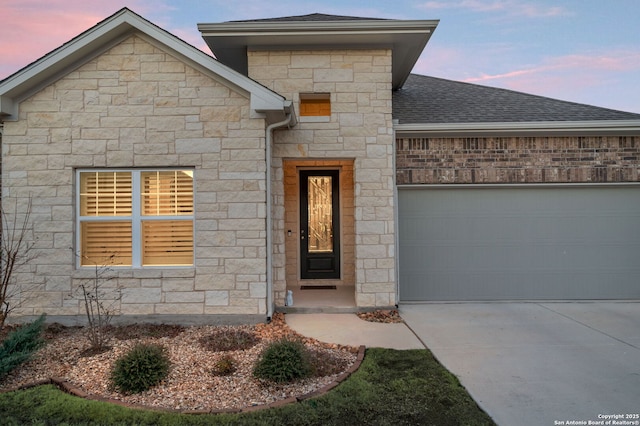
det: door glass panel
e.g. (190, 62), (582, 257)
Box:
(308, 176), (333, 253)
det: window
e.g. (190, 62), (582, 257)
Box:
(299, 93), (331, 117)
(77, 169), (194, 267)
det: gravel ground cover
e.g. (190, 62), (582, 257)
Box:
(0, 313), (358, 412)
(356, 309), (403, 323)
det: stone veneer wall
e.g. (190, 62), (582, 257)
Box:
(248, 49), (397, 307)
(2, 35), (270, 321)
(396, 136), (640, 184)
(282, 159), (355, 293)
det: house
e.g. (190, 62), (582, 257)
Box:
(1, 9), (639, 325)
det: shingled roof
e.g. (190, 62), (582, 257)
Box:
(393, 74), (640, 125)
(228, 13), (386, 23)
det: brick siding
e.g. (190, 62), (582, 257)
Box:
(396, 136), (640, 184)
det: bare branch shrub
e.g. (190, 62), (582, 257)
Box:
(0, 199), (36, 329)
(74, 254), (122, 351)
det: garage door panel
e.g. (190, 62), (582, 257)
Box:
(399, 186), (640, 301)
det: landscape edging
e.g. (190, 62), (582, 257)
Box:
(2, 345), (367, 415)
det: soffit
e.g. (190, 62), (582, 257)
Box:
(198, 18), (439, 89)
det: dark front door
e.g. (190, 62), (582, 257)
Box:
(300, 170), (340, 279)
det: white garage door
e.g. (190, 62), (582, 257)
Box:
(398, 185), (640, 301)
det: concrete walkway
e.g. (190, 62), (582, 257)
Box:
(285, 313), (424, 350)
(286, 304), (640, 425)
(400, 303), (640, 426)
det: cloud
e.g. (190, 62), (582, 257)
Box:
(414, 46), (640, 112)
(0, 0), (164, 79)
(419, 0), (568, 18)
(462, 50), (640, 85)
(1, 0), (383, 77)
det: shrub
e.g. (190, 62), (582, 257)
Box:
(198, 327), (260, 352)
(0, 200), (36, 329)
(253, 338), (312, 383)
(75, 261), (121, 352)
(0, 314), (46, 379)
(211, 354), (237, 376)
(110, 343), (170, 394)
(307, 347), (352, 377)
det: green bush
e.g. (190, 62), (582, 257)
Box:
(211, 354), (237, 376)
(0, 314), (46, 379)
(253, 338), (313, 383)
(110, 343), (170, 394)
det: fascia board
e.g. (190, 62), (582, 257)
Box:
(198, 19), (439, 34)
(0, 9), (287, 119)
(394, 120), (640, 137)
(129, 16), (287, 113)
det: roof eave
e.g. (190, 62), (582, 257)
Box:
(198, 19), (439, 90)
(394, 120), (640, 137)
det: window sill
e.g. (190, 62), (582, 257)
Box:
(299, 116), (331, 123)
(72, 267), (196, 279)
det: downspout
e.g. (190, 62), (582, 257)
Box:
(392, 119), (399, 307)
(265, 111), (293, 322)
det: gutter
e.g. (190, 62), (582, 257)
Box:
(394, 120), (640, 137)
(264, 105), (294, 321)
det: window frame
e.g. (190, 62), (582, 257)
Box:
(76, 168), (195, 269)
(299, 92), (331, 123)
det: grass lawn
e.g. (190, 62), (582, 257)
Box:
(0, 348), (495, 425)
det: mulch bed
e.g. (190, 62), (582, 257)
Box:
(0, 313), (361, 413)
(357, 309), (404, 323)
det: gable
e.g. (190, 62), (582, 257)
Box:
(16, 34), (251, 134)
(0, 8), (292, 124)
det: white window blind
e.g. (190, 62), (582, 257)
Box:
(80, 172), (132, 216)
(81, 221), (133, 266)
(78, 169), (194, 268)
(141, 171), (193, 216)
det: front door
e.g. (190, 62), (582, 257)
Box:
(300, 170), (340, 279)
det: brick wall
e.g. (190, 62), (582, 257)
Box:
(396, 136), (640, 184)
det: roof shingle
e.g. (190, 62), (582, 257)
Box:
(393, 74), (640, 124)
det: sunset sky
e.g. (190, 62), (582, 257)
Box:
(1, 0), (639, 113)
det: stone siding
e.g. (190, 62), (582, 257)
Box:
(249, 49), (397, 307)
(396, 136), (640, 184)
(2, 35), (268, 319)
(282, 159), (355, 293)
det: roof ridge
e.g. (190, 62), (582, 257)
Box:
(227, 13), (388, 23)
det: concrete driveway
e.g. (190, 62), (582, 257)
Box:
(400, 303), (640, 426)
